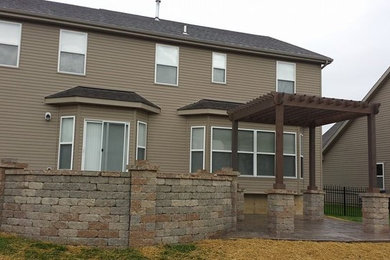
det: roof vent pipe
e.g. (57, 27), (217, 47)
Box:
(183, 25), (188, 35)
(155, 0), (161, 21)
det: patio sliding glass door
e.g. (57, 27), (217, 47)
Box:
(83, 120), (129, 172)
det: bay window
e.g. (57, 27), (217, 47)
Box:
(190, 126), (205, 173)
(136, 121), (147, 160)
(58, 116), (75, 169)
(211, 128), (232, 172)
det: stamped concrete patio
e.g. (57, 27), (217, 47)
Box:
(225, 214), (390, 242)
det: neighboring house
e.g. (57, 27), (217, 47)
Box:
(323, 67), (390, 191)
(0, 0), (332, 203)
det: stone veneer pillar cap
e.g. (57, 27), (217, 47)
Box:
(266, 189), (297, 195)
(360, 192), (390, 198)
(128, 160), (159, 171)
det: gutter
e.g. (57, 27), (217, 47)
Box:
(321, 59), (332, 70)
(0, 8), (332, 65)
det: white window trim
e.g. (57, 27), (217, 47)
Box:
(0, 20), (22, 68)
(377, 162), (385, 190)
(276, 61), (296, 93)
(210, 126), (297, 178)
(57, 116), (75, 170)
(136, 121), (147, 161)
(300, 133), (304, 179)
(58, 29), (88, 76)
(154, 43), (179, 86)
(190, 126), (206, 173)
(81, 119), (130, 172)
(212, 52), (227, 84)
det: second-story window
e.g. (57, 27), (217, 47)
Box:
(0, 20), (22, 67)
(277, 61), (296, 94)
(58, 29), (87, 75)
(155, 44), (179, 86)
(212, 52), (226, 84)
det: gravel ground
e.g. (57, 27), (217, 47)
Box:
(141, 238), (390, 260)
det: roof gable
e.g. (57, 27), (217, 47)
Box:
(323, 66), (390, 153)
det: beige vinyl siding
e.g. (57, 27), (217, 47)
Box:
(0, 20), (322, 193)
(323, 76), (390, 189)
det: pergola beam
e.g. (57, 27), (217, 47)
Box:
(229, 98), (274, 121)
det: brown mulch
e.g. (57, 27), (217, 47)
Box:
(141, 238), (390, 260)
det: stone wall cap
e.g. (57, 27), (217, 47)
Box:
(266, 189), (297, 195)
(5, 169), (129, 177)
(360, 192), (390, 198)
(128, 160), (159, 171)
(214, 168), (239, 177)
(157, 172), (232, 181)
(303, 190), (325, 195)
(0, 158), (28, 169)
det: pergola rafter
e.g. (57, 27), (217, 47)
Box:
(228, 92), (380, 192)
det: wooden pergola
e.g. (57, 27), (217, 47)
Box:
(228, 92), (381, 192)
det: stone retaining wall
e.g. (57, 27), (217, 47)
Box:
(0, 160), (243, 247)
(0, 169), (131, 247)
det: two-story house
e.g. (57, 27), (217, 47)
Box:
(0, 0), (332, 213)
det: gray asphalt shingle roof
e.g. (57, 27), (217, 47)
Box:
(322, 121), (345, 149)
(0, 0), (332, 63)
(178, 99), (243, 111)
(46, 86), (160, 108)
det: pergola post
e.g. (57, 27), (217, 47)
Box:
(274, 103), (285, 189)
(232, 120), (238, 171)
(308, 126), (317, 190)
(367, 113), (378, 193)
(303, 126), (324, 221)
(360, 111), (389, 233)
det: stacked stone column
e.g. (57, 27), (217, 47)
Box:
(360, 193), (390, 233)
(0, 159), (28, 222)
(303, 190), (324, 221)
(128, 161), (158, 247)
(215, 168), (240, 231)
(267, 189), (296, 234)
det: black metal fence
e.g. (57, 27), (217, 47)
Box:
(323, 185), (367, 217)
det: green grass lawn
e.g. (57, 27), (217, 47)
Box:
(0, 232), (197, 260)
(324, 203), (362, 216)
(324, 203), (363, 222)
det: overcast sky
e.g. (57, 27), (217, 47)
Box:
(50, 0), (390, 130)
